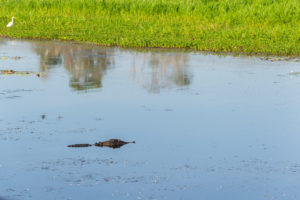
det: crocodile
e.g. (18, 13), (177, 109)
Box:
(68, 139), (135, 149)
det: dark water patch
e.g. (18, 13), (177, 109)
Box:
(0, 89), (33, 100)
(2, 89), (32, 93)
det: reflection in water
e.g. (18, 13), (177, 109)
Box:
(31, 42), (191, 93)
(131, 52), (191, 93)
(32, 42), (114, 91)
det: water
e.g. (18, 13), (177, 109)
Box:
(0, 38), (300, 200)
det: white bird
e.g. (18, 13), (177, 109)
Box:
(6, 17), (14, 28)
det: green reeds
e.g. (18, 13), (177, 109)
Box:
(0, 0), (299, 55)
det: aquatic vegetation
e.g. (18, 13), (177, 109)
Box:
(0, 0), (299, 55)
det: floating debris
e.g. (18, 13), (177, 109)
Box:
(13, 56), (22, 60)
(289, 71), (300, 76)
(1, 70), (15, 74)
(0, 56), (22, 60)
(0, 70), (35, 76)
(260, 57), (300, 62)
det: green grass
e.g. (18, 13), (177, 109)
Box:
(0, 0), (299, 55)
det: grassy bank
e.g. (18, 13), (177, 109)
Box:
(0, 0), (299, 55)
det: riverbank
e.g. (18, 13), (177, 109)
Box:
(0, 0), (299, 56)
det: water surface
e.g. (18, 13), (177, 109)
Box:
(1, 39), (300, 200)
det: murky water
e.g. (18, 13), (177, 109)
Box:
(1, 38), (300, 200)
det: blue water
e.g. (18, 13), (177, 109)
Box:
(1, 38), (300, 200)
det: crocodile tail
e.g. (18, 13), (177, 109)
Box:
(68, 144), (92, 147)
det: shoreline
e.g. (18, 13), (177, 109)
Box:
(1, 36), (299, 59)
